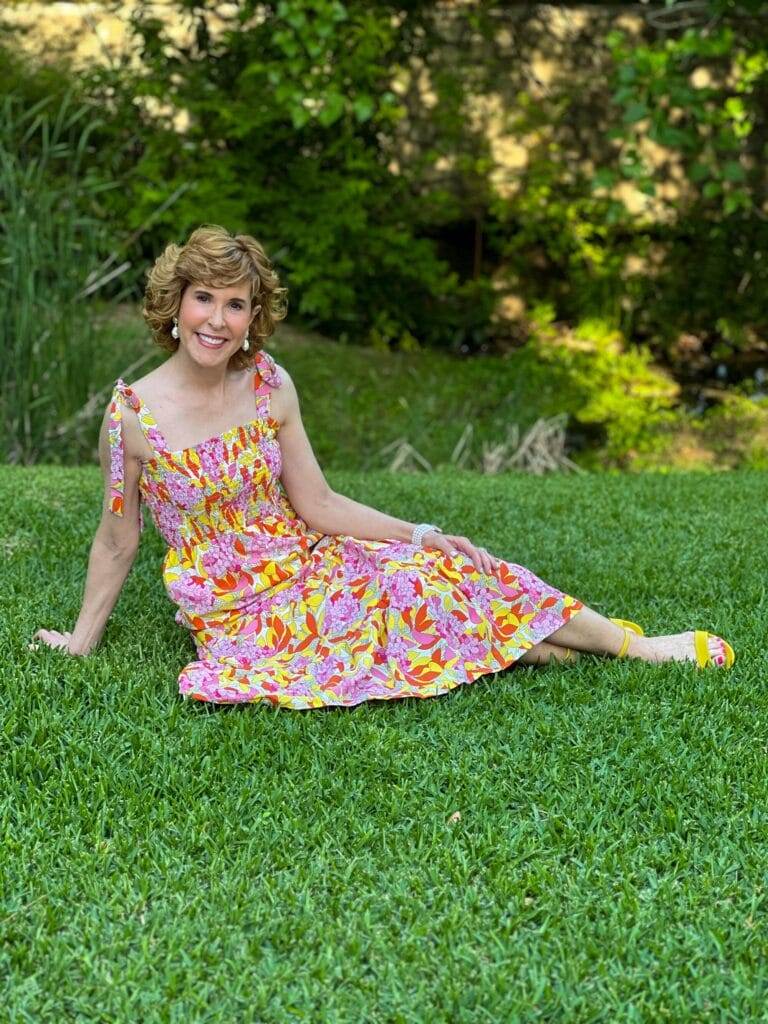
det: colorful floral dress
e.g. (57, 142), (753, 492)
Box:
(107, 349), (584, 709)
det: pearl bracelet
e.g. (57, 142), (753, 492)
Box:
(412, 523), (443, 547)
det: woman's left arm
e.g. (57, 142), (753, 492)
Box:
(276, 365), (500, 575)
(306, 490), (417, 544)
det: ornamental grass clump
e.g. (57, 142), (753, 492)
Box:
(0, 92), (119, 463)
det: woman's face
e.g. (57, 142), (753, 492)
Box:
(176, 281), (259, 364)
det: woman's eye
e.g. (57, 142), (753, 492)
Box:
(197, 295), (242, 309)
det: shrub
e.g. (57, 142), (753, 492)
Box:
(522, 303), (681, 469)
(633, 392), (768, 471)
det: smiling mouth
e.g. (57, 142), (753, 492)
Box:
(196, 332), (228, 348)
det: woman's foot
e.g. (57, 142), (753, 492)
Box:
(544, 607), (732, 668)
(624, 630), (730, 667)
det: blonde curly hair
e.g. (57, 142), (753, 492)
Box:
(142, 224), (288, 371)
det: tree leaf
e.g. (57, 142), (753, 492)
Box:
(622, 102), (649, 124)
(352, 95), (374, 123)
(318, 91), (345, 126)
(290, 105), (312, 130)
(591, 169), (618, 190)
(722, 160), (746, 183)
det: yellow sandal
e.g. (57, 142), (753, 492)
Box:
(561, 618), (644, 662)
(614, 626), (735, 668)
(693, 630), (736, 669)
(610, 618), (645, 636)
(616, 627), (635, 658)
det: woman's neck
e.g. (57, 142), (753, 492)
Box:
(166, 349), (244, 402)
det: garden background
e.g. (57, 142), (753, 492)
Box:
(2, 2), (768, 1021)
(2, 0), (767, 472)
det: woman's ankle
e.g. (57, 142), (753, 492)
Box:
(620, 631), (653, 661)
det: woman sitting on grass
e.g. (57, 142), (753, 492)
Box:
(32, 224), (735, 707)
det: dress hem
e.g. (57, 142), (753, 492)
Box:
(180, 601), (585, 710)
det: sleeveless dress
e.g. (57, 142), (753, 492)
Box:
(107, 349), (584, 709)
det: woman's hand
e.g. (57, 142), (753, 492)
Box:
(29, 629), (87, 655)
(421, 531), (502, 575)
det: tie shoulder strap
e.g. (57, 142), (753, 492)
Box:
(107, 381), (145, 532)
(108, 382), (131, 517)
(253, 349), (282, 396)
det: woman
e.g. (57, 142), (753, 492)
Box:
(32, 225), (735, 708)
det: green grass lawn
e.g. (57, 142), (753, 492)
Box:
(2, 465), (767, 1022)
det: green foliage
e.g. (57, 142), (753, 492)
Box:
(633, 213), (768, 360)
(600, 0), (768, 344)
(78, 0), (486, 351)
(522, 304), (681, 468)
(604, 19), (766, 219)
(0, 34), (77, 111)
(636, 391), (768, 471)
(487, 89), (643, 336)
(2, 0), (766, 459)
(703, 392), (768, 469)
(265, 0), (400, 131)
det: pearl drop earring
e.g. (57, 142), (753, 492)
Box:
(171, 317), (179, 340)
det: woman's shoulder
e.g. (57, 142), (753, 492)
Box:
(98, 398), (149, 467)
(106, 370), (161, 463)
(120, 364), (167, 404)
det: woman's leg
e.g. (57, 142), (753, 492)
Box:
(546, 606), (632, 657)
(545, 603), (729, 666)
(518, 640), (578, 666)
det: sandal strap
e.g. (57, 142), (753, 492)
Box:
(618, 627), (632, 658)
(610, 618), (644, 636)
(694, 630), (713, 668)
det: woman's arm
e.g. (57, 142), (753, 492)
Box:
(276, 366), (417, 541)
(275, 365), (499, 573)
(304, 491), (417, 543)
(34, 402), (143, 655)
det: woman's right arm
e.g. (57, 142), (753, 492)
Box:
(34, 401), (145, 656)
